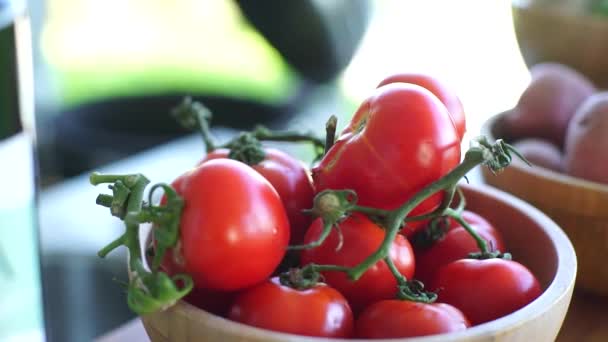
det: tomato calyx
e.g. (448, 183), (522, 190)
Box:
(468, 251), (513, 260)
(410, 216), (451, 249)
(278, 268), (323, 290)
(288, 189), (390, 251)
(90, 172), (193, 315)
(396, 279), (438, 303)
(472, 136), (531, 173)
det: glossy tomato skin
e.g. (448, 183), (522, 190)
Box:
(228, 277), (354, 338)
(300, 214), (415, 314)
(414, 211), (506, 285)
(203, 147), (314, 245)
(356, 300), (470, 338)
(432, 258), (542, 325)
(312, 84), (461, 237)
(377, 73), (466, 139)
(164, 158), (290, 291)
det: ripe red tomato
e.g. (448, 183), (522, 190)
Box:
(163, 158), (290, 291)
(414, 211), (506, 284)
(356, 300), (470, 338)
(300, 213), (415, 313)
(202, 147), (314, 245)
(312, 83), (461, 237)
(448, 210), (496, 232)
(432, 258), (542, 325)
(377, 73), (466, 139)
(183, 287), (236, 317)
(228, 277), (354, 338)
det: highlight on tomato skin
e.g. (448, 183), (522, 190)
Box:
(377, 72), (467, 140)
(355, 299), (470, 338)
(162, 158), (291, 292)
(431, 258), (543, 325)
(228, 277), (354, 338)
(312, 83), (462, 237)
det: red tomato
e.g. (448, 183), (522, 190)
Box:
(356, 300), (470, 338)
(377, 73), (466, 139)
(414, 212), (506, 284)
(202, 147), (314, 244)
(183, 287), (236, 317)
(432, 259), (542, 325)
(300, 214), (415, 313)
(228, 277), (354, 338)
(448, 210), (496, 233)
(163, 159), (290, 291)
(312, 83), (461, 237)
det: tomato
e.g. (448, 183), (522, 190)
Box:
(432, 258), (542, 325)
(183, 287), (236, 317)
(202, 147), (314, 245)
(163, 158), (290, 291)
(414, 211), (506, 284)
(312, 83), (461, 237)
(377, 73), (466, 139)
(356, 300), (470, 338)
(300, 214), (415, 313)
(228, 277), (354, 338)
(448, 210), (496, 232)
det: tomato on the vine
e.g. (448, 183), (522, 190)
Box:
(201, 147), (314, 245)
(377, 73), (466, 139)
(182, 287), (236, 317)
(162, 158), (290, 291)
(356, 300), (470, 338)
(432, 258), (542, 325)
(300, 213), (415, 313)
(228, 277), (354, 338)
(414, 211), (506, 284)
(312, 83), (461, 237)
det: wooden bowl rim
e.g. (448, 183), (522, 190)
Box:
(138, 182), (577, 341)
(482, 111), (608, 196)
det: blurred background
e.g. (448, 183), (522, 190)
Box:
(8, 0), (606, 340)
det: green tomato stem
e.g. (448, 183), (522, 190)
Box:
(91, 172), (192, 315)
(97, 234), (126, 258)
(324, 115), (338, 154)
(444, 207), (489, 254)
(251, 125), (325, 151)
(350, 205), (390, 218)
(384, 256), (407, 285)
(346, 148), (485, 281)
(288, 220), (333, 251)
(171, 97), (216, 153)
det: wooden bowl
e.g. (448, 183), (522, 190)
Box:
(481, 111), (608, 296)
(137, 182), (576, 342)
(512, 1), (608, 88)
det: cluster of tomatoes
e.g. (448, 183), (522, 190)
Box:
(154, 74), (542, 339)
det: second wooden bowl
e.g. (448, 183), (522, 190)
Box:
(512, 1), (608, 88)
(482, 111), (608, 296)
